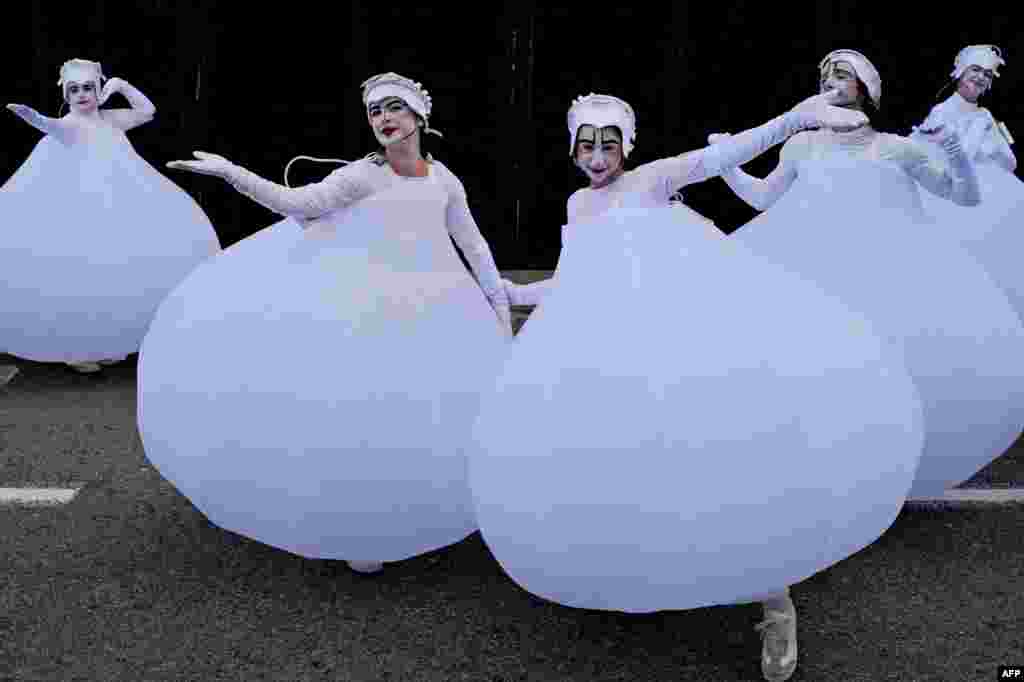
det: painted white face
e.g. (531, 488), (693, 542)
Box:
(819, 60), (862, 109)
(65, 79), (99, 113)
(575, 125), (624, 188)
(366, 96), (419, 146)
(957, 64), (995, 103)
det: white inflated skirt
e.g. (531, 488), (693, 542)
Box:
(138, 181), (509, 562)
(0, 132), (220, 361)
(919, 164), (1024, 322)
(469, 205), (924, 613)
(732, 159), (1024, 497)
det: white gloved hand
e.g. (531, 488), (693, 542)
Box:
(7, 102), (69, 139)
(908, 124), (982, 205)
(914, 123), (959, 149)
(97, 77), (124, 106)
(790, 90), (868, 132)
(7, 103), (43, 123)
(167, 151), (236, 180)
(707, 132), (740, 178)
(501, 277), (553, 307)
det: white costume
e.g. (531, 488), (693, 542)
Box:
(719, 50), (1024, 497)
(468, 93), (924, 613)
(138, 74), (510, 564)
(0, 59), (220, 362)
(909, 46), (1023, 320)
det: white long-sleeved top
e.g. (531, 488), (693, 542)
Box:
(225, 156), (509, 307)
(719, 125), (983, 212)
(911, 92), (1016, 173)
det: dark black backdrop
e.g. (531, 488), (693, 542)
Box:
(3, 3), (1020, 268)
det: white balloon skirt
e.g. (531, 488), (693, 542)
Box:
(469, 206), (924, 613)
(0, 134), (221, 361)
(138, 184), (509, 562)
(919, 164), (1024, 321)
(732, 160), (1024, 497)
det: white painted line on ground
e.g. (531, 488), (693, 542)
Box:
(905, 489), (1024, 505)
(0, 487), (81, 506)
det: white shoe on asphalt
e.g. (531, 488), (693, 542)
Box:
(67, 362), (102, 374)
(757, 596), (798, 681)
(347, 561), (384, 574)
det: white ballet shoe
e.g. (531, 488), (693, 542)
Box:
(347, 560), (384, 574)
(756, 595), (798, 681)
(66, 361), (102, 374)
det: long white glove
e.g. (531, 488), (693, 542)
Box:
(909, 125), (982, 206)
(6, 103), (70, 142)
(99, 77), (156, 114)
(167, 151), (375, 219)
(442, 172), (512, 334)
(98, 77), (156, 131)
(708, 132), (797, 211)
(695, 90), (867, 180)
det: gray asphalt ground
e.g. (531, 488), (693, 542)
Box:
(1, 341), (1021, 681)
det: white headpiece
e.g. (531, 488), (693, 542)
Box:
(819, 49), (882, 109)
(360, 72), (442, 137)
(567, 93), (637, 158)
(57, 58), (106, 95)
(952, 45), (1005, 79)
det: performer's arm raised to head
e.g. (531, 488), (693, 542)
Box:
(99, 77), (156, 131)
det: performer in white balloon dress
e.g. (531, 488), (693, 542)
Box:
(142, 73), (510, 575)
(471, 92), (925, 682)
(909, 46), (1022, 317)
(2, 58), (221, 373)
(715, 49), (1024, 497)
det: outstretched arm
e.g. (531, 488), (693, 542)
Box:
(99, 77), (156, 131)
(635, 90), (865, 200)
(709, 133), (798, 211)
(443, 173), (512, 332)
(903, 127), (982, 206)
(6, 103), (72, 143)
(167, 152), (375, 220)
